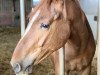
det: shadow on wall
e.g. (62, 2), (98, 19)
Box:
(79, 0), (98, 41)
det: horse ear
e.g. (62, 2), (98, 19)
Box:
(54, 0), (68, 20)
(52, 0), (68, 20)
(54, 12), (59, 20)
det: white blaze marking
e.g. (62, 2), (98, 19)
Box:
(22, 10), (40, 38)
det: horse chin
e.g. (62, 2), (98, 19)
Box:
(33, 51), (52, 65)
(16, 71), (28, 75)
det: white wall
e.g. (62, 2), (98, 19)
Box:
(80, 0), (98, 15)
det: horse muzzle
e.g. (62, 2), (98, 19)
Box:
(10, 62), (32, 74)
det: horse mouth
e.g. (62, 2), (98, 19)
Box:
(24, 65), (33, 73)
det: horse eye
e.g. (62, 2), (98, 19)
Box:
(40, 23), (49, 29)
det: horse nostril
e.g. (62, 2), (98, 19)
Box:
(13, 63), (21, 74)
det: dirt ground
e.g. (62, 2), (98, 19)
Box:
(0, 26), (97, 75)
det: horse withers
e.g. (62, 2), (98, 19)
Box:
(10, 0), (96, 75)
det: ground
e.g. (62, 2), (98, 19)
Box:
(0, 26), (97, 75)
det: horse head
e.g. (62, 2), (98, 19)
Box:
(10, 0), (71, 74)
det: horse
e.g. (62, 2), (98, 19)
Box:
(10, 0), (96, 75)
